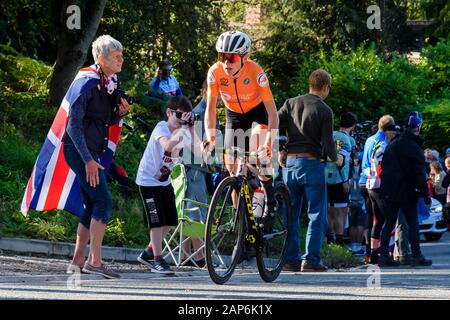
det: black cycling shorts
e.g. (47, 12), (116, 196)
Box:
(224, 102), (268, 151)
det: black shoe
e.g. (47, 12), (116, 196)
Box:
(378, 255), (400, 267)
(326, 233), (335, 244)
(397, 255), (412, 265)
(151, 258), (175, 275)
(261, 202), (275, 234)
(137, 250), (154, 267)
(410, 255), (432, 267)
(369, 251), (379, 264)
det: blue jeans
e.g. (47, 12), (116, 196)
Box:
(63, 142), (113, 228)
(282, 158), (328, 264)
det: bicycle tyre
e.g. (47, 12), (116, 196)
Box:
(205, 176), (246, 284)
(256, 182), (292, 282)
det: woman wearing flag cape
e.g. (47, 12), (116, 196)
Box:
(21, 35), (129, 279)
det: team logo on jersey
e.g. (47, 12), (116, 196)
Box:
(257, 72), (269, 87)
(220, 78), (229, 86)
(207, 70), (216, 85)
(243, 77), (250, 85)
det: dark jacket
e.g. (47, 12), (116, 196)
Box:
(278, 93), (337, 161)
(64, 86), (120, 163)
(380, 131), (430, 204)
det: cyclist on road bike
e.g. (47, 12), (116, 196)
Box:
(203, 30), (279, 232)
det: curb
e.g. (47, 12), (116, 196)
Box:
(0, 237), (141, 263)
(0, 237), (260, 268)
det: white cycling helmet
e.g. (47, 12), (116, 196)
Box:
(215, 31), (251, 55)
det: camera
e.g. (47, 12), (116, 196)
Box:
(188, 113), (200, 126)
(352, 120), (374, 149)
(180, 113), (201, 126)
(116, 89), (135, 105)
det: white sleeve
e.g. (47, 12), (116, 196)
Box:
(153, 123), (171, 142)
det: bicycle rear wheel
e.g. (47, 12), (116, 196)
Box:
(256, 182), (292, 282)
(205, 176), (245, 284)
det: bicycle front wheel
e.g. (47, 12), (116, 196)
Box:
(256, 182), (292, 282)
(205, 176), (245, 284)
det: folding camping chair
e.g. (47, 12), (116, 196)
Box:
(162, 163), (210, 267)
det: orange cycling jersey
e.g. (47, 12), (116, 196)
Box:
(207, 59), (274, 114)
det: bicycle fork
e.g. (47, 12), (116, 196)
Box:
(240, 182), (260, 245)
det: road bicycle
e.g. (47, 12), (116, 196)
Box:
(205, 138), (292, 284)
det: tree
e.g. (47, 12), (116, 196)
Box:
(97, 0), (224, 100)
(0, 0), (56, 63)
(421, 0), (450, 41)
(49, 0), (107, 107)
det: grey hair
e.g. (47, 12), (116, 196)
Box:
(91, 35), (123, 64)
(430, 149), (439, 159)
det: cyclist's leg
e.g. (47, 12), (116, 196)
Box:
(252, 125), (276, 232)
(224, 109), (254, 207)
(250, 116), (276, 232)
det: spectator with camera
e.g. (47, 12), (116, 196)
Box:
(64, 35), (129, 279)
(136, 96), (193, 274)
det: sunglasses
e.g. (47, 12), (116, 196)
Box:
(170, 109), (184, 119)
(218, 53), (241, 63)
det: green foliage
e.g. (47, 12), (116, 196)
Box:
(254, 0), (415, 95)
(103, 218), (127, 247)
(321, 243), (362, 269)
(30, 218), (67, 242)
(421, 0), (450, 41)
(0, 124), (38, 179)
(97, 0), (225, 100)
(0, 49), (52, 95)
(420, 40), (450, 96)
(292, 44), (429, 122)
(417, 98), (450, 153)
(0, 0), (56, 62)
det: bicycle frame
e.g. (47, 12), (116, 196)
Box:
(239, 180), (259, 244)
(233, 154), (261, 246)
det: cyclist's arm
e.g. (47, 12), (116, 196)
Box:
(257, 68), (278, 147)
(205, 69), (219, 144)
(262, 99), (279, 147)
(205, 94), (218, 144)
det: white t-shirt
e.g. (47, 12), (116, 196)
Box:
(136, 121), (184, 187)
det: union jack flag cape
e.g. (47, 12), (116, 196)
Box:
(20, 65), (122, 217)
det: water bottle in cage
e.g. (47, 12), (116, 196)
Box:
(252, 187), (265, 218)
